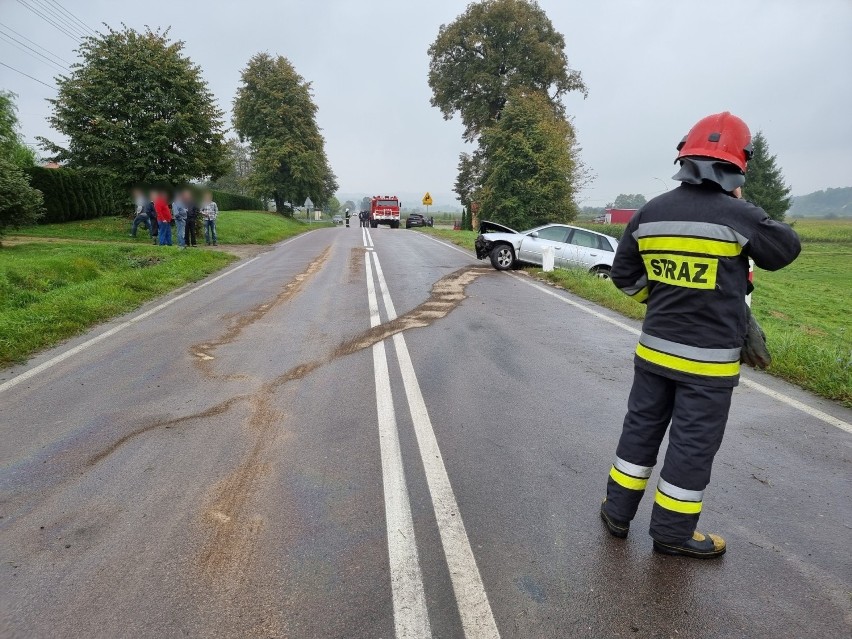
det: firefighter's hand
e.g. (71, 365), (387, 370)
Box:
(741, 307), (771, 369)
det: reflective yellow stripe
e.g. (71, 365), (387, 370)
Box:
(610, 466), (648, 491)
(636, 343), (740, 377)
(638, 236), (742, 257)
(655, 489), (702, 514)
(631, 286), (649, 303)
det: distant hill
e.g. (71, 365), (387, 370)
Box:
(789, 187), (852, 218)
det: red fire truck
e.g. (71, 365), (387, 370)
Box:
(369, 195), (401, 229)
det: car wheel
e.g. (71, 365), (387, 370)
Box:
(489, 244), (515, 270)
(591, 266), (611, 280)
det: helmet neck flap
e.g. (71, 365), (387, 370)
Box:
(673, 156), (745, 193)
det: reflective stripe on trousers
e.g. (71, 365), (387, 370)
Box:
(636, 332), (741, 379)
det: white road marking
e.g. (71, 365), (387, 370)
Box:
(364, 252), (433, 639)
(371, 253), (501, 639)
(366, 227), (374, 247)
(739, 378), (852, 434)
(0, 231), (319, 395)
(413, 232), (852, 434)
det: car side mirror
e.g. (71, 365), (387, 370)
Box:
(529, 231), (539, 239)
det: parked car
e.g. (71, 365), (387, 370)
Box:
(474, 220), (619, 278)
(332, 215), (343, 225)
(405, 213), (434, 228)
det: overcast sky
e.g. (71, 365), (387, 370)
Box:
(2, 0), (851, 206)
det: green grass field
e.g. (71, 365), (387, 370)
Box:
(417, 219), (852, 406)
(0, 242), (235, 367)
(9, 210), (321, 245)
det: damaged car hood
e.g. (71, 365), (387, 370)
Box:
(478, 220), (519, 235)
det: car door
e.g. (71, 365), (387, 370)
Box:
(566, 228), (604, 269)
(517, 225), (570, 265)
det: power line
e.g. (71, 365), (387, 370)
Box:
(0, 60), (57, 90)
(14, 0), (81, 41)
(0, 21), (72, 65)
(29, 0), (89, 38)
(0, 30), (69, 72)
(43, 0), (97, 36)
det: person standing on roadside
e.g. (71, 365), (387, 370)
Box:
(600, 112), (801, 559)
(172, 191), (188, 250)
(144, 191), (158, 245)
(130, 188), (151, 238)
(183, 189), (199, 247)
(201, 191), (219, 246)
(154, 190), (172, 246)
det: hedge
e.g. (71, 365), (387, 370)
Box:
(25, 167), (124, 223)
(210, 190), (264, 211)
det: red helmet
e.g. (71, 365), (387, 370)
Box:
(676, 112), (753, 173)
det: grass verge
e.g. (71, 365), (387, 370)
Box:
(9, 210), (326, 245)
(415, 225), (851, 407)
(0, 242), (235, 367)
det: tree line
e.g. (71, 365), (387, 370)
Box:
(429, 0), (793, 228)
(38, 26), (335, 217)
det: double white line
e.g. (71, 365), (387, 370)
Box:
(363, 228), (500, 639)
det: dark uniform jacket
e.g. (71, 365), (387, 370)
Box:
(611, 183), (801, 387)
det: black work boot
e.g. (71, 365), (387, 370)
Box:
(653, 530), (726, 559)
(600, 501), (630, 539)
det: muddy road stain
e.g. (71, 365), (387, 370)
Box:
(348, 246), (366, 283)
(190, 246), (332, 374)
(195, 264), (492, 586)
(76, 264), (493, 597)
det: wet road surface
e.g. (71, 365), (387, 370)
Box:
(1, 226), (850, 638)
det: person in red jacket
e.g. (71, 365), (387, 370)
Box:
(154, 191), (172, 246)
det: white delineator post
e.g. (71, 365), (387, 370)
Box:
(542, 246), (555, 272)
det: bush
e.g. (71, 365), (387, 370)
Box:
(210, 189), (264, 211)
(25, 167), (123, 223)
(0, 157), (43, 237)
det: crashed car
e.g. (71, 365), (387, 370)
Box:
(474, 220), (619, 278)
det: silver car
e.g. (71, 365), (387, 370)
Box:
(474, 221), (619, 278)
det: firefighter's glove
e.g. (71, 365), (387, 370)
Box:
(741, 307), (771, 369)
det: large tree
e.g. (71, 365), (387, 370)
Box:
(1, 91), (37, 168)
(428, 0), (586, 142)
(742, 131), (792, 221)
(612, 193), (647, 209)
(40, 26), (227, 188)
(233, 53), (337, 215)
(0, 92), (42, 237)
(478, 91), (581, 229)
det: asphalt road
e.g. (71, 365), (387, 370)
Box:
(1, 226), (850, 639)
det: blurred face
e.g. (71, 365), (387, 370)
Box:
(182, 190), (192, 202)
(203, 192), (212, 203)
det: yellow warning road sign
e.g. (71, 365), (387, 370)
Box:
(422, 192), (433, 206)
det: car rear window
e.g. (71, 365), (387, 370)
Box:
(597, 235), (614, 252)
(569, 229), (598, 248)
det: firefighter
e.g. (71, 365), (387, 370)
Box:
(600, 112), (801, 559)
